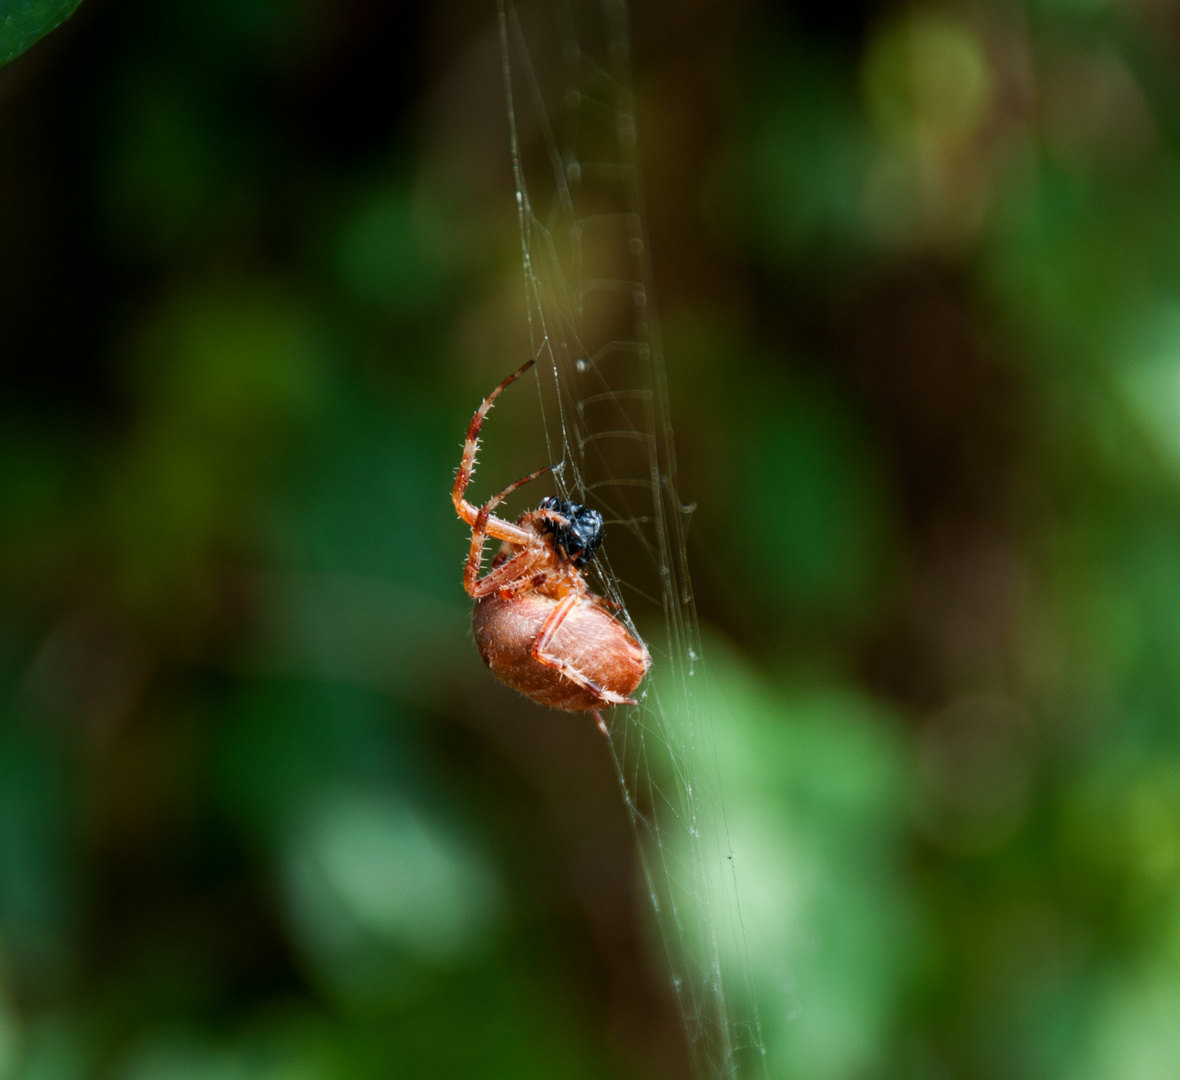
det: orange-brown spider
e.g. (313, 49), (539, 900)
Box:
(452, 358), (651, 736)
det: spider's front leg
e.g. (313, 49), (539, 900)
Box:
(451, 359), (542, 550)
(452, 358), (535, 514)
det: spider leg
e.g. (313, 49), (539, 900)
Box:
(452, 359), (538, 546)
(484, 465), (553, 514)
(530, 593), (635, 709)
(462, 465), (554, 598)
(515, 504), (569, 531)
(593, 712), (611, 739)
(467, 542), (544, 599)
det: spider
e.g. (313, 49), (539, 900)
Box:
(451, 358), (651, 737)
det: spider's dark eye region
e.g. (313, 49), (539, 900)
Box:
(538, 496), (604, 567)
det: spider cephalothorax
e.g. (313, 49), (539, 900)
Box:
(451, 359), (650, 737)
(536, 496), (603, 568)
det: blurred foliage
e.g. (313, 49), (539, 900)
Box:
(0, 0), (82, 67)
(5, 0), (1180, 1077)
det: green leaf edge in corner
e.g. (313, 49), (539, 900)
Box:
(0, 0), (84, 69)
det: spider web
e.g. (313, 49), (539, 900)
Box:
(497, 3), (767, 1076)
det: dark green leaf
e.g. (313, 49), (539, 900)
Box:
(0, 0), (83, 68)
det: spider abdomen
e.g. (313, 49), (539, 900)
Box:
(473, 592), (650, 713)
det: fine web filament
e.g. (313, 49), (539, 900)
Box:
(497, 2), (767, 1076)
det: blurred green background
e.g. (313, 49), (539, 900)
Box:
(5, 0), (1180, 1077)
